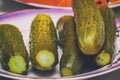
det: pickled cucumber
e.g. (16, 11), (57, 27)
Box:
(99, 6), (116, 54)
(72, 0), (105, 55)
(29, 14), (58, 71)
(95, 6), (116, 66)
(0, 24), (29, 74)
(57, 16), (83, 76)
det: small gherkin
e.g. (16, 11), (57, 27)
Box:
(72, 0), (105, 55)
(29, 14), (58, 71)
(99, 6), (116, 54)
(57, 15), (83, 76)
(95, 6), (116, 67)
(0, 24), (29, 74)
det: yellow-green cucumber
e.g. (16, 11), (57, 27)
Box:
(29, 14), (58, 71)
(72, 0), (105, 55)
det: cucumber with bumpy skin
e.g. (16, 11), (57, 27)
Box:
(57, 16), (83, 76)
(30, 14), (58, 71)
(95, 6), (116, 67)
(99, 6), (116, 54)
(0, 24), (29, 74)
(72, 0), (105, 55)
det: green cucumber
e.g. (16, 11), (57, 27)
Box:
(72, 0), (105, 55)
(0, 24), (29, 74)
(95, 6), (116, 67)
(29, 14), (58, 71)
(57, 16), (83, 76)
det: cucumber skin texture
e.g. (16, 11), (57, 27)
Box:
(57, 16), (83, 76)
(72, 0), (105, 55)
(30, 14), (58, 70)
(0, 24), (29, 73)
(99, 6), (116, 54)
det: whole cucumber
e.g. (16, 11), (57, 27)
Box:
(72, 0), (105, 55)
(57, 16), (83, 76)
(99, 6), (116, 54)
(95, 6), (116, 67)
(29, 14), (58, 71)
(0, 24), (29, 74)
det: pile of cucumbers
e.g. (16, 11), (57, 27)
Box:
(0, 0), (116, 77)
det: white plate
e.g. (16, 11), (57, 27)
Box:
(0, 9), (120, 80)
